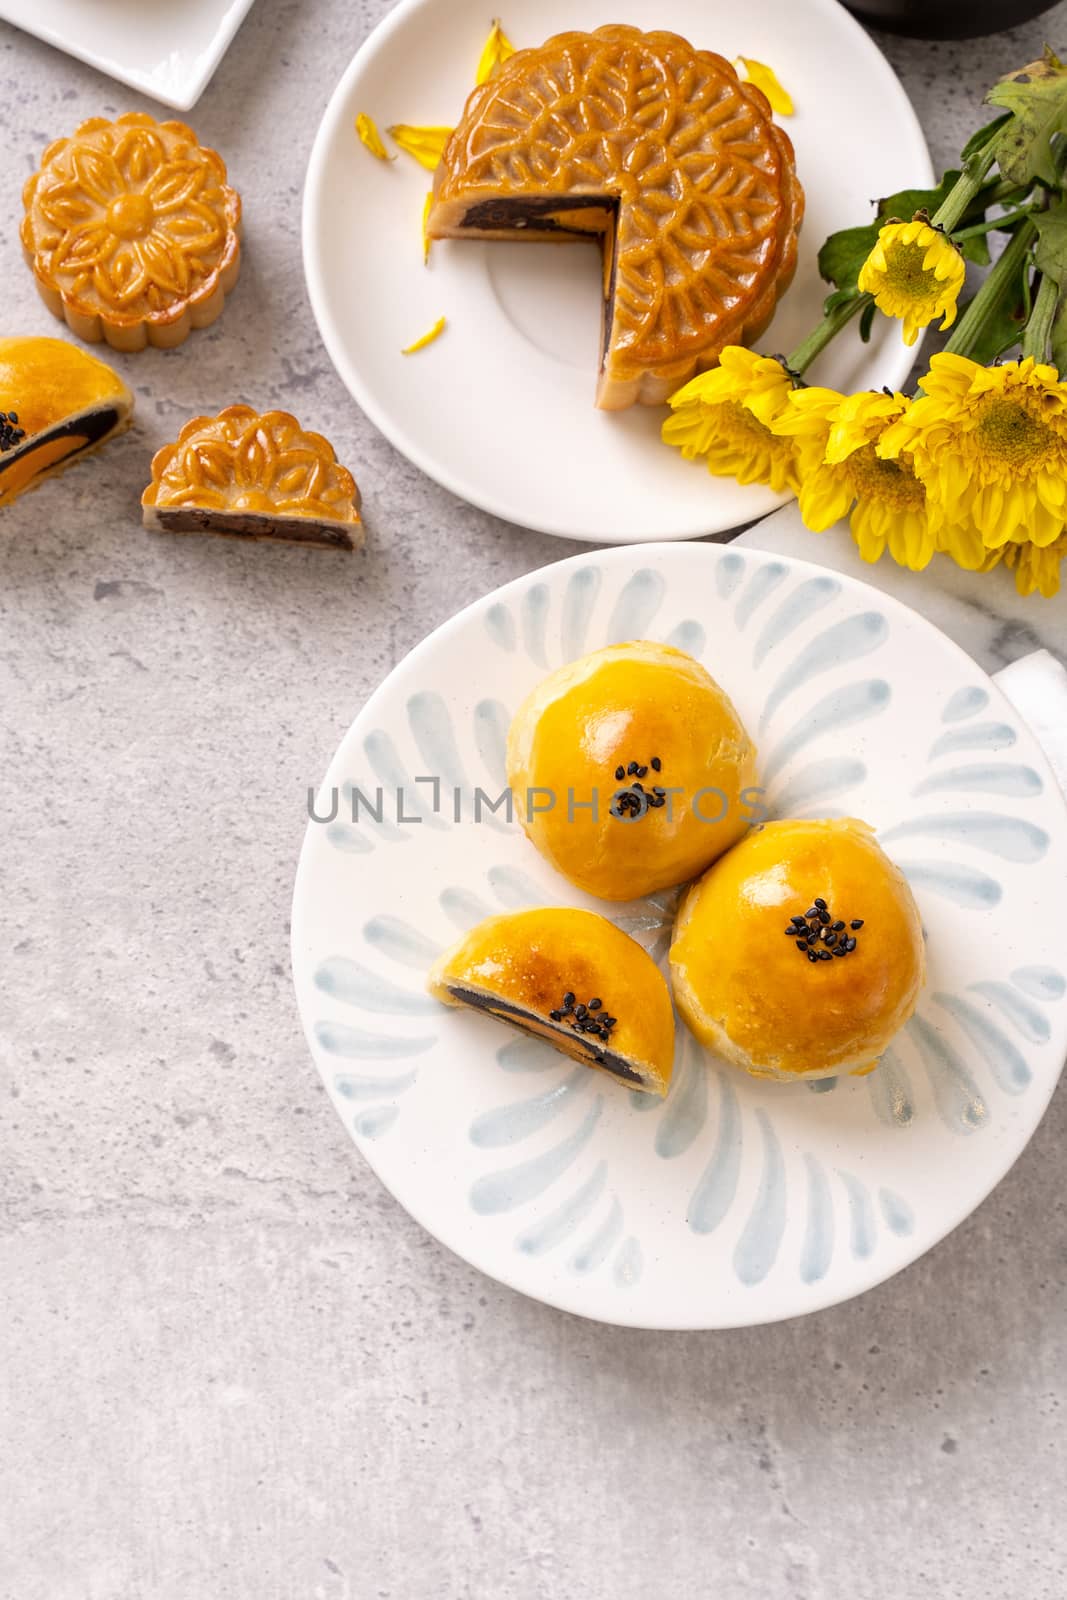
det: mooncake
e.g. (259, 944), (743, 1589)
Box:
(142, 406), (363, 550)
(428, 26), (803, 408)
(21, 113), (241, 352)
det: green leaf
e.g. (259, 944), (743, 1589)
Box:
(1049, 291), (1067, 376)
(859, 301), (877, 344)
(822, 286), (861, 315)
(960, 111), (1012, 163)
(988, 50), (1067, 186)
(1034, 200), (1067, 286)
(875, 171), (960, 224)
(818, 223), (880, 293)
(959, 230), (992, 267)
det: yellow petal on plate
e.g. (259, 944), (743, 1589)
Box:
(736, 56), (794, 116)
(389, 124), (453, 170)
(402, 316), (447, 354)
(422, 190), (433, 264)
(475, 19), (516, 85)
(355, 112), (393, 160)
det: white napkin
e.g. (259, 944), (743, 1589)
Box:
(993, 649), (1067, 795)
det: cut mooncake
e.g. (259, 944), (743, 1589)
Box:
(428, 907), (675, 1096)
(142, 406), (363, 550)
(428, 25), (803, 408)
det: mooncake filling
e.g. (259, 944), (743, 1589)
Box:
(443, 982), (648, 1086)
(147, 506), (358, 549)
(0, 405), (124, 502)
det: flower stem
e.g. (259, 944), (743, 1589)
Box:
(942, 216), (1037, 357)
(786, 293), (870, 375)
(1021, 269), (1060, 362)
(950, 204), (1033, 241)
(929, 130), (1002, 233)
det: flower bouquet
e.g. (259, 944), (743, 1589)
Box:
(663, 49), (1067, 598)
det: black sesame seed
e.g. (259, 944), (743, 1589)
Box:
(850, 919), (864, 930)
(651, 756), (661, 771)
(615, 765), (625, 781)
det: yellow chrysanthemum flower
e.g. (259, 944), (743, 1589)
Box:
(857, 219), (966, 346)
(662, 347), (799, 493)
(982, 535), (1067, 598)
(880, 353), (1067, 548)
(770, 387), (937, 569)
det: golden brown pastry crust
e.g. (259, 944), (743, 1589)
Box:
(142, 406), (363, 550)
(506, 642), (758, 902)
(428, 907), (675, 1096)
(670, 819), (925, 1081)
(21, 113), (241, 352)
(429, 25), (804, 408)
(0, 336), (133, 508)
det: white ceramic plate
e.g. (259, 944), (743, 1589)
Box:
(0, 0), (257, 111)
(303, 0), (934, 542)
(291, 544), (1067, 1330)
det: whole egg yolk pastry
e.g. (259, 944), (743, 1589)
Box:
(0, 337), (133, 508)
(506, 641), (758, 902)
(428, 907), (675, 1096)
(669, 818), (925, 1082)
(428, 25), (803, 408)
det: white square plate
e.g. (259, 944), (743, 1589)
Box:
(0, 0), (257, 111)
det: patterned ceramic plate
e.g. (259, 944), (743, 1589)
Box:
(303, 0), (932, 541)
(291, 546), (1067, 1329)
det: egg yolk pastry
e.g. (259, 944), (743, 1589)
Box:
(142, 406), (363, 550)
(429, 907), (675, 1096)
(506, 641), (758, 901)
(0, 336), (133, 508)
(428, 25), (803, 408)
(670, 819), (925, 1082)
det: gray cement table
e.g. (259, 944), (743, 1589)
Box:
(2, 5), (1066, 1597)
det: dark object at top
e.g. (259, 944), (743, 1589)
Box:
(845, 0), (1056, 38)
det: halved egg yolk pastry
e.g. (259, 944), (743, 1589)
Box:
(670, 818), (925, 1082)
(506, 641), (758, 902)
(428, 907), (675, 1096)
(0, 336), (133, 508)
